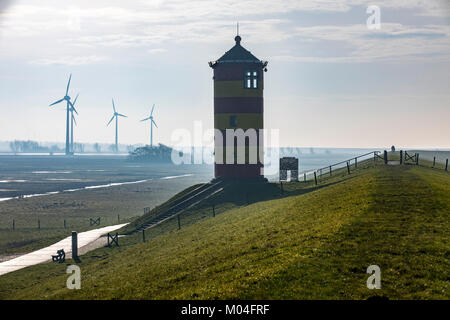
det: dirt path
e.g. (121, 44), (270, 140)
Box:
(0, 253), (23, 263)
(78, 236), (109, 256)
(0, 223), (127, 276)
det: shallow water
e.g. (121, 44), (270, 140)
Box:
(0, 174), (198, 202)
(0, 149), (381, 199)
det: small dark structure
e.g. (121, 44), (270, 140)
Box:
(107, 233), (119, 247)
(72, 231), (79, 261)
(51, 249), (65, 263)
(391, 146), (396, 152)
(90, 217), (100, 226)
(127, 143), (176, 162)
(279, 157), (299, 181)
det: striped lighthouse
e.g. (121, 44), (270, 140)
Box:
(209, 34), (268, 179)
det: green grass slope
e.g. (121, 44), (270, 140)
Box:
(0, 163), (448, 299)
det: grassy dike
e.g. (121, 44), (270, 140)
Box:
(0, 161), (448, 299)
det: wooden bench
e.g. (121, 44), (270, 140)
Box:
(51, 249), (65, 263)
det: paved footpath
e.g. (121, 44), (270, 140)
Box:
(0, 223), (127, 276)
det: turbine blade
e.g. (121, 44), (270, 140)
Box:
(141, 117), (150, 122)
(112, 98), (116, 112)
(49, 98), (64, 106)
(107, 115), (115, 126)
(152, 119), (158, 128)
(150, 104), (155, 116)
(73, 115), (77, 126)
(72, 93), (79, 106)
(66, 74), (72, 96)
(68, 101), (77, 115)
(118, 113), (127, 118)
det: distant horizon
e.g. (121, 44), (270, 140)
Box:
(0, 140), (448, 152)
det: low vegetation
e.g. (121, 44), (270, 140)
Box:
(0, 159), (211, 255)
(0, 159), (448, 299)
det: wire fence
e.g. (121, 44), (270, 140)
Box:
(1, 214), (123, 231)
(291, 149), (448, 186)
(292, 151), (382, 185)
(405, 150), (449, 171)
(3, 149), (447, 234)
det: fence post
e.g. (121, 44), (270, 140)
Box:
(177, 215), (181, 230)
(304, 173), (306, 182)
(212, 204), (215, 217)
(72, 231), (78, 260)
(12, 219), (15, 231)
(38, 218), (40, 230)
(433, 157), (436, 168)
(280, 181), (284, 193)
(446, 159), (448, 171)
(347, 161), (350, 174)
(400, 150), (403, 165)
(329, 166), (332, 176)
(355, 157), (358, 168)
(416, 153), (419, 165)
(64, 219), (66, 229)
(142, 230), (146, 243)
(314, 172), (317, 185)
(384, 150), (388, 164)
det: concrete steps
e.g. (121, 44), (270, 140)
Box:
(133, 180), (225, 233)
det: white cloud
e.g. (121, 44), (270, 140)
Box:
(271, 23), (450, 63)
(30, 55), (110, 66)
(0, 0), (449, 64)
(148, 48), (167, 54)
(1, 1), (448, 39)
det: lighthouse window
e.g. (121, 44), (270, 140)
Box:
(244, 70), (258, 89)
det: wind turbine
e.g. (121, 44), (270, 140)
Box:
(141, 104), (158, 148)
(70, 94), (79, 154)
(49, 74), (73, 155)
(107, 98), (127, 152)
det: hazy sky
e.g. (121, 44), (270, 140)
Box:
(0, 0), (449, 148)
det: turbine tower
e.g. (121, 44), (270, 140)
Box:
(70, 94), (79, 154)
(140, 104), (158, 148)
(49, 74), (74, 155)
(107, 98), (127, 152)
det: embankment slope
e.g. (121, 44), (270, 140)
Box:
(1, 163), (448, 299)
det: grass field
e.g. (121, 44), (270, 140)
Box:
(0, 158), (448, 299)
(0, 156), (212, 255)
